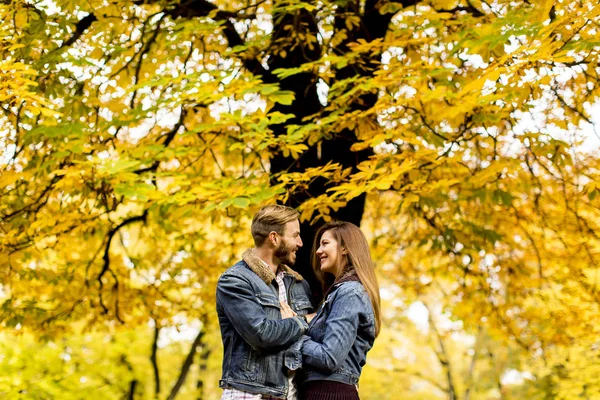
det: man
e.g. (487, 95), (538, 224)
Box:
(217, 205), (314, 399)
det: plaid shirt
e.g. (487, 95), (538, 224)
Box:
(220, 265), (298, 400)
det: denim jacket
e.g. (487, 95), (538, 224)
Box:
(286, 280), (375, 386)
(217, 249), (313, 398)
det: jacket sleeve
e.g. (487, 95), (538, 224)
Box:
(300, 285), (364, 372)
(284, 335), (309, 371)
(297, 280), (315, 313)
(216, 272), (308, 350)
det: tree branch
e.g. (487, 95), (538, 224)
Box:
(151, 320), (161, 398)
(120, 354), (138, 400)
(167, 328), (206, 400)
(130, 13), (167, 107)
(424, 302), (458, 400)
(134, 107), (186, 176)
(139, 0), (271, 79)
(98, 210), (148, 321)
(464, 326), (483, 400)
(60, 13), (97, 49)
(1, 172), (64, 220)
(195, 339), (212, 400)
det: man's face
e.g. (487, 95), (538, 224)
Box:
(274, 219), (303, 266)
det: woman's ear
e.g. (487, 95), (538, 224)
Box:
(341, 247), (348, 255)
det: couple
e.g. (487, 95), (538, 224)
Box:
(216, 205), (381, 400)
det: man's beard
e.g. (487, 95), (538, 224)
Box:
(275, 240), (296, 266)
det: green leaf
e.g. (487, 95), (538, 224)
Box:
(270, 91), (295, 105)
(232, 197), (250, 208)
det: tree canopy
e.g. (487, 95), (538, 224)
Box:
(1, 0), (600, 398)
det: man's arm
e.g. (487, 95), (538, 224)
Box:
(217, 273), (308, 350)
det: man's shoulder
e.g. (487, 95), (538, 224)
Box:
(220, 260), (250, 279)
(219, 260), (268, 285)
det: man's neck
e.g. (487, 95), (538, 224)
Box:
(253, 247), (279, 274)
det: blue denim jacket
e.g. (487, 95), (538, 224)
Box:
(217, 249), (313, 398)
(286, 280), (375, 386)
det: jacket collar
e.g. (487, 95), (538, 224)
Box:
(242, 249), (304, 285)
(323, 265), (360, 299)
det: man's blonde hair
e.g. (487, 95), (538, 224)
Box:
(251, 205), (300, 246)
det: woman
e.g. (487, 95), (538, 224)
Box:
(283, 220), (381, 400)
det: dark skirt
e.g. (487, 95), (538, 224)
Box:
(299, 380), (359, 400)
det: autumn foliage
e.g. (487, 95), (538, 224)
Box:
(1, 0), (600, 399)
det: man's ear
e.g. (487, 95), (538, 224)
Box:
(269, 231), (279, 246)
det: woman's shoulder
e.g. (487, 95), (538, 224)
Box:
(332, 280), (368, 299)
(327, 281), (372, 317)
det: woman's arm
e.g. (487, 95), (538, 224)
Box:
(301, 285), (365, 372)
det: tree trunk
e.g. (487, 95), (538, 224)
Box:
(267, 0), (398, 300)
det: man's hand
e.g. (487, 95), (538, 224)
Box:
(280, 301), (297, 319)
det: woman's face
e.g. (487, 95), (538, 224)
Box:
(316, 230), (346, 278)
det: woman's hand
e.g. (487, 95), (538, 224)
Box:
(305, 313), (317, 323)
(280, 301), (297, 319)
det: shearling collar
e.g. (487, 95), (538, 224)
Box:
(242, 249), (304, 285)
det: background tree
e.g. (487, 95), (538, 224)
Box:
(1, 0), (600, 398)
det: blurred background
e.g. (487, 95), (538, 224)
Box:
(2, 0), (600, 398)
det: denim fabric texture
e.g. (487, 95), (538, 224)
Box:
(287, 280), (375, 386)
(217, 250), (313, 398)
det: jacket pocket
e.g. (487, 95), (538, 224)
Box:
(292, 299), (312, 315)
(255, 293), (280, 320)
(255, 293), (280, 307)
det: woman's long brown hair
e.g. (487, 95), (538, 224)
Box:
(311, 220), (382, 337)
